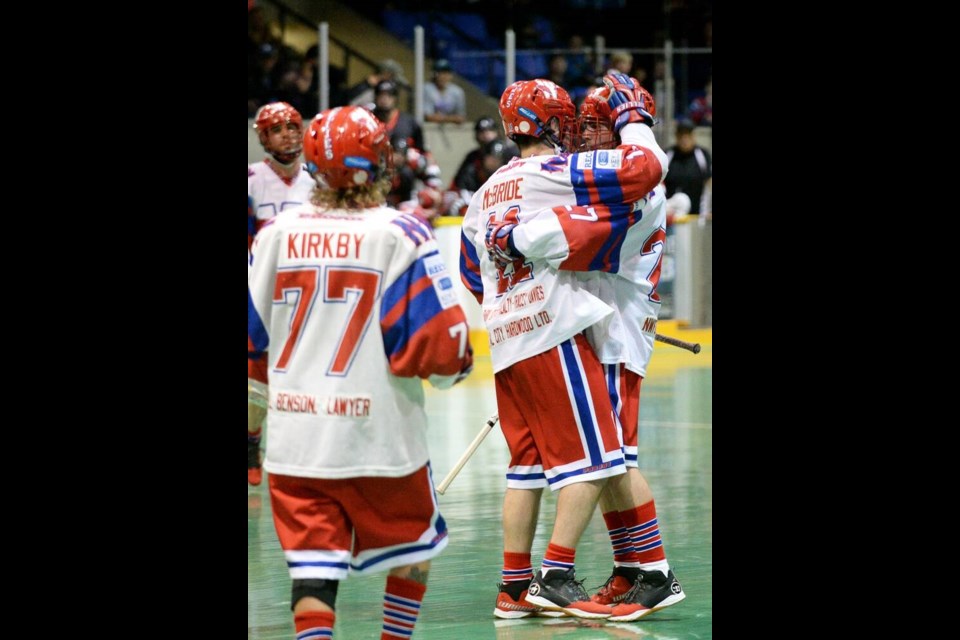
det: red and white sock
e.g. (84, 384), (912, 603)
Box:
(623, 500), (670, 576)
(294, 610), (334, 640)
(502, 551), (533, 585)
(603, 510), (641, 569)
(541, 542), (576, 577)
(381, 575), (426, 639)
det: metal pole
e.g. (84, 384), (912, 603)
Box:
(414, 25), (425, 124)
(664, 39), (674, 142)
(594, 34), (606, 76)
(505, 29), (515, 88)
(319, 23), (329, 112)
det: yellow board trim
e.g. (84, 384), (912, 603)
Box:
(434, 216), (465, 228)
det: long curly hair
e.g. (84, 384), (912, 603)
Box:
(309, 174), (392, 210)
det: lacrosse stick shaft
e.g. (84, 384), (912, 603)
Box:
(436, 414), (499, 494)
(654, 332), (701, 354)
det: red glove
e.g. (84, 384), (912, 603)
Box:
(484, 219), (522, 266)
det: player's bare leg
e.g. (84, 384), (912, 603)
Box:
(496, 488), (546, 619)
(524, 478), (613, 618)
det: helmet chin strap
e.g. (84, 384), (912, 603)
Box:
(528, 114), (566, 153)
(271, 149), (302, 167)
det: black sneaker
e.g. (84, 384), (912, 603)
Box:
(608, 569), (685, 621)
(523, 568), (612, 619)
(248, 440), (263, 486)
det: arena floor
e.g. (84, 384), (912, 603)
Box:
(249, 324), (712, 639)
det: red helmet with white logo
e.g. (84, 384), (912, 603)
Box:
(303, 106), (392, 190)
(499, 79), (576, 151)
(253, 102), (304, 163)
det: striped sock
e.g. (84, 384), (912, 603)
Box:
(602, 510), (640, 569)
(541, 542), (576, 577)
(623, 500), (670, 575)
(294, 610), (334, 640)
(381, 575), (426, 639)
(502, 551), (533, 587)
(248, 428), (261, 444)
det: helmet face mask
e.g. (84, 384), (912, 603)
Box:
(303, 106), (393, 191)
(577, 87), (617, 152)
(499, 80), (577, 152)
(254, 102), (304, 164)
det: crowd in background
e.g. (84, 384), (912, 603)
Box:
(247, 1), (711, 222)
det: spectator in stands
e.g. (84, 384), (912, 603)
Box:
(450, 116), (500, 191)
(547, 55), (569, 87)
(346, 58), (409, 108)
(443, 139), (519, 217)
(248, 42), (283, 117)
(606, 50), (633, 77)
(371, 80), (441, 206)
(424, 59), (466, 124)
(564, 34), (596, 88)
(663, 119), (712, 216)
(688, 79), (712, 127)
(454, 138), (519, 194)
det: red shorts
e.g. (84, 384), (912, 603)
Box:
(605, 364), (642, 468)
(267, 465), (448, 579)
(495, 333), (626, 491)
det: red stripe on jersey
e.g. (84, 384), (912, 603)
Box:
(381, 275), (434, 328)
(388, 309), (471, 379)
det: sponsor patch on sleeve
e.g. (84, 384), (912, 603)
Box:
(424, 255), (458, 309)
(576, 149), (624, 170)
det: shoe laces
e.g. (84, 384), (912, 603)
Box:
(593, 573), (618, 595)
(569, 576), (590, 601)
(622, 574), (652, 602)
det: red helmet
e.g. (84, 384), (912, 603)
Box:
(303, 106), (392, 190)
(499, 80), (576, 151)
(253, 102), (304, 163)
(577, 86), (617, 151)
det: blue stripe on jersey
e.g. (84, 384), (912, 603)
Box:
(459, 230), (483, 295)
(592, 167), (625, 204)
(560, 340), (602, 464)
(381, 260), (444, 359)
(248, 288), (269, 354)
(391, 214), (434, 247)
(590, 201), (633, 272)
(569, 161), (591, 206)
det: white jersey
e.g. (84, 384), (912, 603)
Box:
(249, 204), (473, 479)
(248, 159), (315, 224)
(578, 189), (668, 377)
(461, 123), (666, 374)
